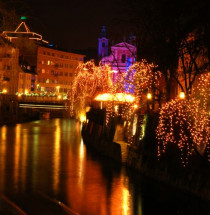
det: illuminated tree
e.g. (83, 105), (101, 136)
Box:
(156, 72), (210, 166)
(69, 60), (112, 120)
(104, 59), (161, 144)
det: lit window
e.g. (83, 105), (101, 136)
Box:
(46, 79), (49, 83)
(47, 60), (50, 65)
(41, 69), (45, 73)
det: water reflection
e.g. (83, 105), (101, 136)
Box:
(14, 124), (21, 192)
(0, 119), (209, 215)
(0, 126), (7, 192)
(53, 119), (61, 194)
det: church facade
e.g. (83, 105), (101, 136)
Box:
(98, 26), (137, 81)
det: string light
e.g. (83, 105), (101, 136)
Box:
(69, 61), (112, 120)
(156, 72), (210, 166)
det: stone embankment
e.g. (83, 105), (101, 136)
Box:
(82, 108), (210, 202)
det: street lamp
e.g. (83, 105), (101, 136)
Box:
(146, 93), (152, 114)
(2, 89), (7, 94)
(179, 92), (185, 99)
(147, 93), (152, 100)
(56, 86), (60, 93)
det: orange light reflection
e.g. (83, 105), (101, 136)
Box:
(14, 124), (21, 192)
(53, 119), (61, 194)
(0, 126), (7, 192)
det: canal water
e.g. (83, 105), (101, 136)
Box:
(0, 118), (209, 215)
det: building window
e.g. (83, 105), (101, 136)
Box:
(47, 60), (50, 65)
(121, 54), (126, 63)
(102, 42), (105, 47)
(41, 69), (45, 73)
(69, 73), (73, 77)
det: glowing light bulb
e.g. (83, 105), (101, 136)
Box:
(179, 92), (185, 99)
(147, 93), (152, 100)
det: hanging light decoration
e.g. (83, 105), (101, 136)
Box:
(156, 72), (210, 166)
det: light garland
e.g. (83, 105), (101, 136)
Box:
(69, 61), (113, 120)
(156, 72), (210, 166)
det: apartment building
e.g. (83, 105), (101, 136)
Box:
(2, 21), (85, 98)
(0, 36), (19, 94)
(36, 46), (84, 98)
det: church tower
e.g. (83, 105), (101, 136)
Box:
(98, 26), (108, 59)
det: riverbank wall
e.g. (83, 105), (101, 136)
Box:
(82, 108), (122, 162)
(82, 108), (210, 202)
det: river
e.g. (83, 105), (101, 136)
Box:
(0, 118), (209, 215)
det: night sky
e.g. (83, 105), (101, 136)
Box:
(22, 0), (123, 52)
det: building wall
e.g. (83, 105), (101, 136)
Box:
(98, 37), (108, 58)
(0, 44), (19, 94)
(101, 42), (136, 73)
(36, 46), (84, 97)
(18, 72), (33, 94)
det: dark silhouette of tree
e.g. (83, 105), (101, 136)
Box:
(117, 0), (210, 100)
(0, 0), (29, 32)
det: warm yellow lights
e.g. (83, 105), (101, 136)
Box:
(94, 93), (135, 103)
(25, 89), (28, 95)
(57, 95), (61, 100)
(79, 114), (86, 123)
(147, 93), (152, 100)
(157, 72), (210, 166)
(133, 104), (138, 109)
(179, 92), (185, 99)
(2, 89), (7, 93)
